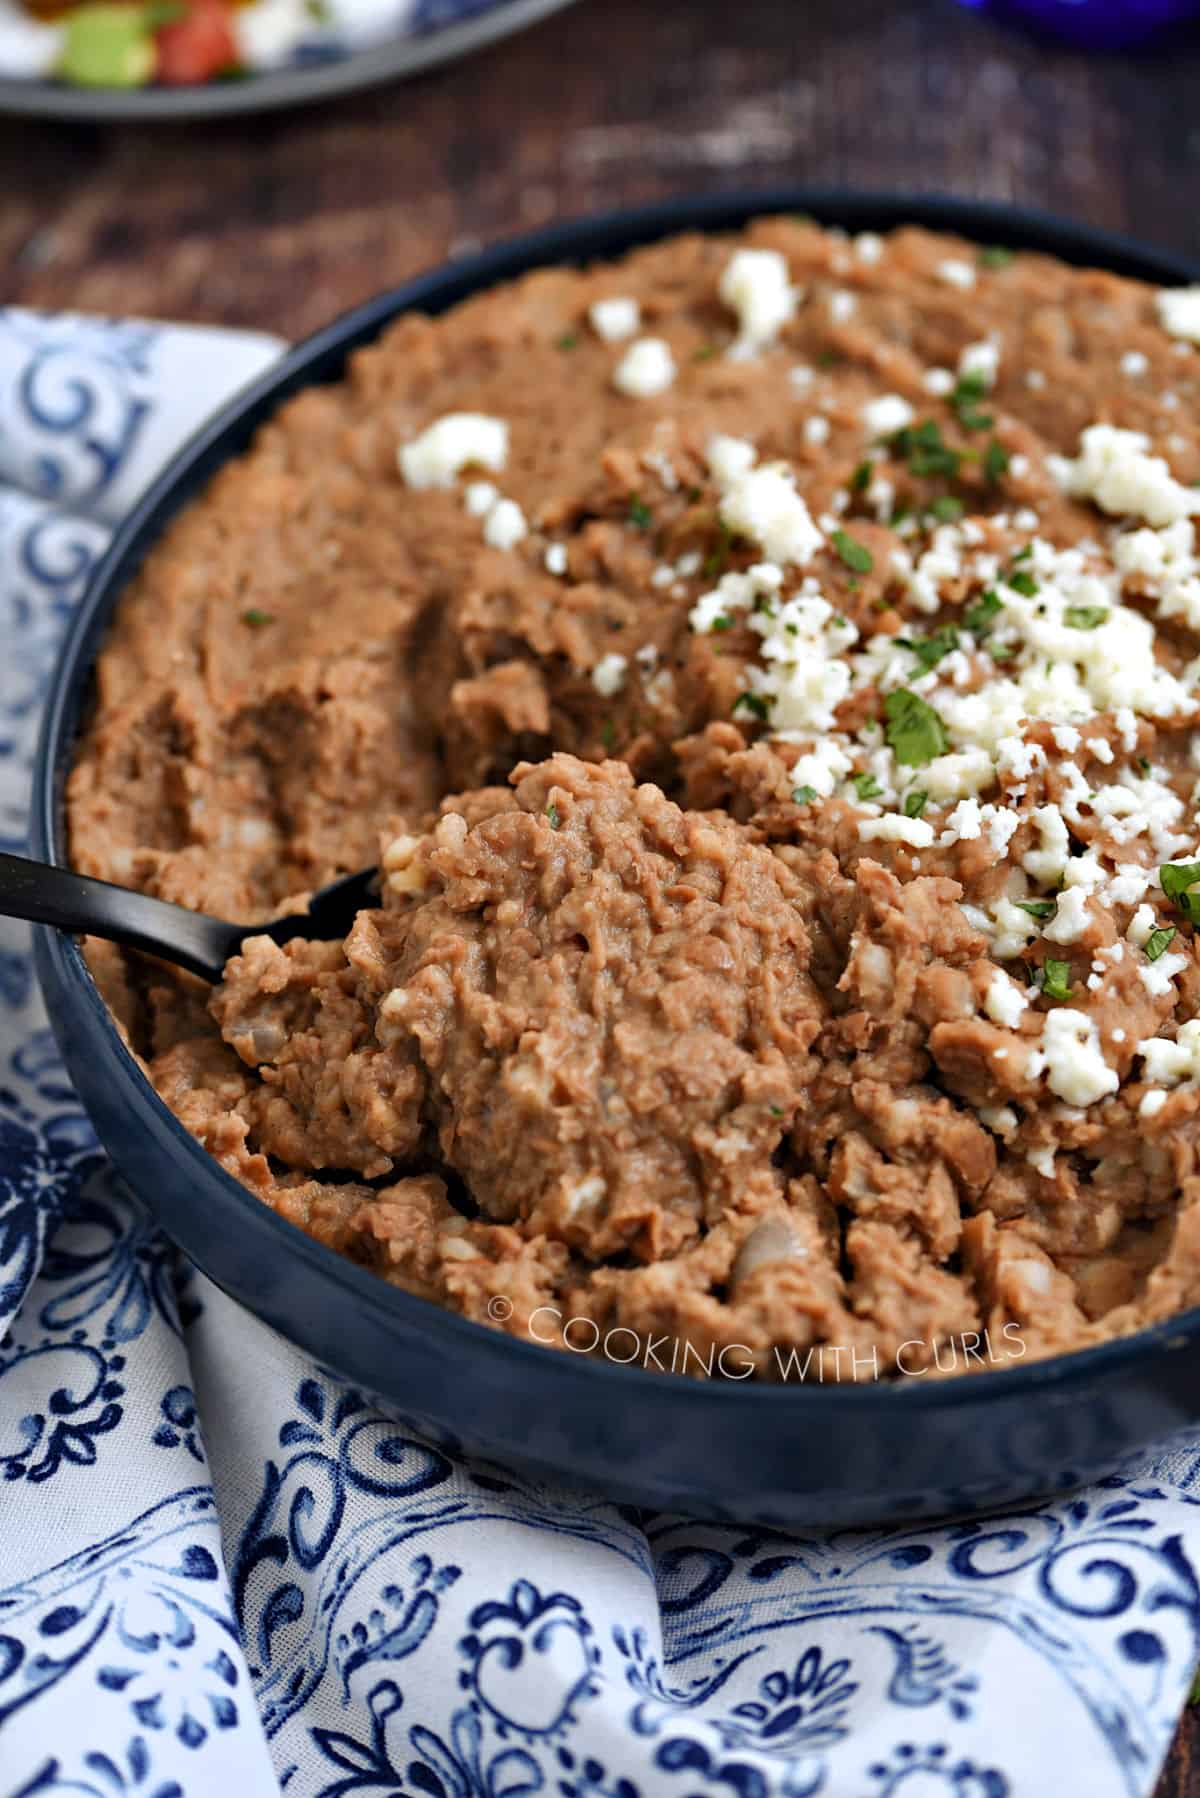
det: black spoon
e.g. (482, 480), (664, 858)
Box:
(0, 851), (380, 983)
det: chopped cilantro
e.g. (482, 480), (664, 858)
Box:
(555, 331), (579, 351)
(816, 348), (838, 368)
(1015, 898), (1057, 920)
(792, 785), (818, 805)
(952, 372), (994, 433)
(693, 342), (720, 362)
(628, 496), (652, 530)
(1064, 605), (1109, 630)
(964, 589), (1002, 634)
(1042, 958), (1073, 1002)
(849, 459), (873, 493)
(1007, 569), (1038, 597)
(979, 245), (1015, 269)
(1137, 756), (1152, 773)
(984, 439), (1010, 483)
(704, 520), (734, 579)
(546, 802), (561, 828)
(903, 790), (928, 818)
(832, 529), (873, 573)
(897, 625), (959, 673)
(735, 691), (770, 723)
(928, 495), (965, 524)
(1145, 925), (1178, 962)
(890, 417), (962, 479)
(1161, 860), (1200, 922)
(852, 772), (883, 800)
(710, 613), (733, 632)
(883, 688), (949, 767)
(1010, 543), (1034, 563)
(990, 642), (1017, 661)
(241, 608), (273, 626)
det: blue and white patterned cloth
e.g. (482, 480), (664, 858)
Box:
(2, 308), (1200, 1798)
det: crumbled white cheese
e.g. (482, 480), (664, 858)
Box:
(613, 338), (677, 398)
(804, 415), (831, 446)
(788, 738), (853, 797)
(719, 249), (796, 354)
(855, 232), (884, 265)
(1052, 424), (1199, 527)
(958, 339), (1000, 387)
(862, 393), (915, 439)
(1141, 1089), (1169, 1118)
(1121, 349), (1150, 378)
(591, 653), (628, 697)
(706, 438), (824, 567)
(985, 970), (1029, 1029)
(829, 290), (857, 324)
(1139, 1019), (1200, 1087)
(937, 258), (976, 291)
(482, 497), (527, 550)
(1041, 1009), (1119, 1107)
(858, 814), (935, 848)
(922, 748), (996, 803)
(588, 296), (640, 342)
(923, 367), (955, 396)
(1157, 287), (1200, 344)
(544, 543), (568, 576)
(399, 413), (508, 489)
(790, 365), (815, 391)
(1042, 886), (1092, 946)
(464, 480), (499, 517)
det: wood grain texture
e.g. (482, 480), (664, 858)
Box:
(5, 0), (1200, 1784)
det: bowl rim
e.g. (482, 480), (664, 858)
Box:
(32, 184), (1200, 1419)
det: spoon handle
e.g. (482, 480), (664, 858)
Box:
(0, 851), (242, 984)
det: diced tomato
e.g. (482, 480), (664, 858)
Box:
(154, 0), (237, 85)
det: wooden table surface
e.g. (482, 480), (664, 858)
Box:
(5, 0), (1200, 1785)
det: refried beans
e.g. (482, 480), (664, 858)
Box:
(67, 218), (1200, 1379)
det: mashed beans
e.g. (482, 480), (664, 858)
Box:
(68, 218), (1200, 1378)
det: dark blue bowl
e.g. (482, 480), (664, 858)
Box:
(31, 191), (1200, 1527)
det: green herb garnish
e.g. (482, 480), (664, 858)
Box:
(852, 772), (883, 800)
(1161, 861), (1200, 922)
(832, 529), (874, 574)
(546, 802), (561, 828)
(628, 496), (652, 530)
(555, 331), (579, 351)
(984, 439), (1010, 483)
(1145, 926), (1178, 962)
(980, 246), (1015, 269)
(952, 372), (994, 433)
(889, 417), (962, 480)
(903, 790), (929, 818)
(897, 625), (960, 674)
(241, 608), (274, 626)
(990, 642), (1017, 661)
(792, 785), (818, 805)
(693, 342), (720, 362)
(1007, 570), (1038, 598)
(928, 495), (965, 524)
(1015, 898), (1057, 920)
(883, 688), (949, 767)
(1042, 958), (1073, 1002)
(710, 613), (732, 632)
(849, 460), (873, 493)
(1064, 605), (1109, 630)
(964, 589), (1002, 634)
(736, 692), (770, 723)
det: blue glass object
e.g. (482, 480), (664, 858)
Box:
(955, 0), (1200, 49)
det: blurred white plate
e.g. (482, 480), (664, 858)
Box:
(0, 0), (576, 119)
